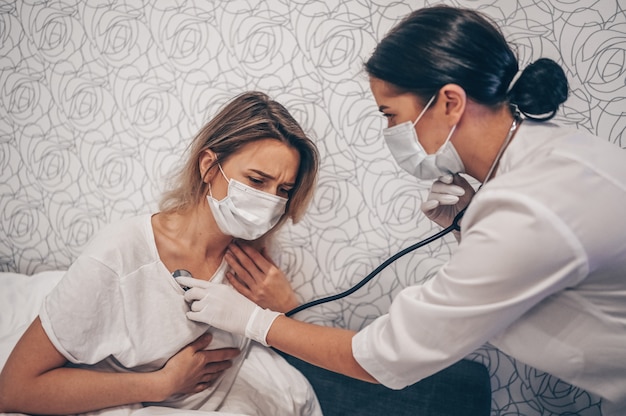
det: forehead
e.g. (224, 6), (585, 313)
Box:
(369, 77), (419, 110)
(229, 138), (300, 180)
(369, 77), (397, 99)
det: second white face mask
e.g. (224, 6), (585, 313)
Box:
(207, 165), (287, 240)
(383, 95), (465, 180)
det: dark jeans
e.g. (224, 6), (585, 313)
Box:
(280, 352), (491, 416)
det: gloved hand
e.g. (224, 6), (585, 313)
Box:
(177, 276), (282, 347)
(420, 174), (475, 229)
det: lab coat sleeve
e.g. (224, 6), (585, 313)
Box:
(352, 189), (588, 389)
(40, 254), (130, 365)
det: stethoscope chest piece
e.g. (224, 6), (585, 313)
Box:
(172, 269), (192, 291)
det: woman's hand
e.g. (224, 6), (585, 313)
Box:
(224, 242), (299, 313)
(158, 333), (240, 398)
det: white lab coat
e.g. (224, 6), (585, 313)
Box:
(352, 121), (626, 416)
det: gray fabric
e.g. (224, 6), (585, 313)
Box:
(280, 353), (491, 416)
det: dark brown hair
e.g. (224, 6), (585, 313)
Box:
(365, 5), (568, 120)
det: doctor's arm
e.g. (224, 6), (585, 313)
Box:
(0, 317), (238, 414)
(268, 314), (377, 383)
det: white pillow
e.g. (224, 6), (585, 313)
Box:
(0, 270), (66, 368)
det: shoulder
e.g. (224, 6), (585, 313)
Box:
(507, 121), (624, 165)
(494, 121), (626, 203)
(83, 215), (151, 251)
(79, 214), (158, 275)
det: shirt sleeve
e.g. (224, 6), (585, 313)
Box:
(40, 254), (131, 365)
(352, 189), (589, 389)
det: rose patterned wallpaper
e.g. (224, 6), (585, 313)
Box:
(1, 1), (624, 414)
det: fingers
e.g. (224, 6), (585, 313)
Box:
(226, 270), (252, 298)
(201, 347), (241, 362)
(229, 242), (269, 273)
(196, 347), (239, 391)
(176, 276), (210, 290)
(194, 365), (230, 392)
(203, 356), (236, 375)
(439, 174), (454, 184)
(189, 333), (213, 351)
(225, 243), (267, 290)
(421, 200), (439, 212)
(450, 173), (473, 187)
(193, 381), (214, 393)
(431, 193), (461, 205)
(431, 181), (465, 197)
(202, 363), (228, 380)
(184, 286), (209, 304)
(193, 356), (234, 391)
(422, 174), (471, 214)
(427, 176), (466, 207)
(224, 251), (253, 286)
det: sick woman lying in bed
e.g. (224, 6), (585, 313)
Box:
(0, 91), (321, 416)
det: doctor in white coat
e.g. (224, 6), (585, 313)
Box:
(178, 6), (626, 415)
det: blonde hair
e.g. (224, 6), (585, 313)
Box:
(159, 91), (319, 243)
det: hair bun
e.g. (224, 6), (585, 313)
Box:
(508, 58), (569, 121)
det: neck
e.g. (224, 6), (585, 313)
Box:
(482, 114), (520, 184)
(455, 103), (519, 182)
(156, 205), (232, 261)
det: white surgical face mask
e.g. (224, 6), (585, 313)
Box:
(383, 95), (464, 180)
(207, 165), (287, 240)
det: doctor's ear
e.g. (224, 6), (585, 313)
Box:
(199, 149), (218, 183)
(438, 84), (466, 126)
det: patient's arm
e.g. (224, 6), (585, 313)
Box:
(0, 317), (239, 415)
(225, 241), (300, 313)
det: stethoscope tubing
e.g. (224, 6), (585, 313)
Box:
(285, 208), (466, 317)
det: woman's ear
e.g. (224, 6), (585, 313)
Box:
(199, 149), (217, 183)
(438, 84), (466, 126)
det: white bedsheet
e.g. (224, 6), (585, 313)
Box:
(0, 271), (320, 416)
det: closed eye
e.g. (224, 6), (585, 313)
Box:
(278, 187), (293, 198)
(379, 112), (394, 122)
(378, 105), (393, 120)
(248, 176), (264, 186)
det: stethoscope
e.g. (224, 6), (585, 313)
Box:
(285, 207), (466, 317)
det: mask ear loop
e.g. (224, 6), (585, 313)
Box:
(412, 94), (437, 126)
(217, 163), (230, 182)
(436, 124), (457, 155)
(209, 163), (230, 199)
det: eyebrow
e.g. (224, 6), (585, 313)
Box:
(250, 169), (295, 187)
(378, 105), (389, 113)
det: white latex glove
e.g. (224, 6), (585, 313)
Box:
(177, 276), (282, 347)
(420, 174), (475, 229)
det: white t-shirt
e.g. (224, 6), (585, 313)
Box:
(353, 121), (626, 415)
(40, 214), (248, 410)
